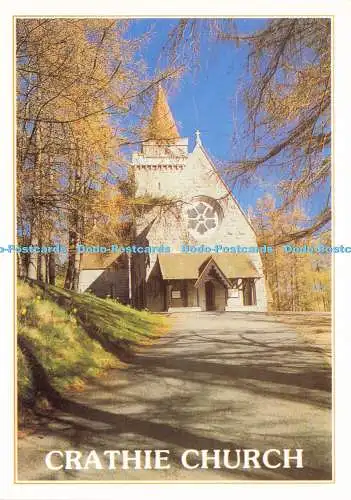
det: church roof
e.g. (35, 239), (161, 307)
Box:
(146, 84), (180, 141)
(192, 142), (257, 236)
(194, 256), (232, 289)
(80, 252), (121, 270)
(157, 254), (260, 280)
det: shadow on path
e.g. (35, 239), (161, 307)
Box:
(18, 315), (332, 481)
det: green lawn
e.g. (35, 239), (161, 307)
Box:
(17, 280), (168, 409)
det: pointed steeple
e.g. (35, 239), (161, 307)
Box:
(146, 84), (180, 141)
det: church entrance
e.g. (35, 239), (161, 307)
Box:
(205, 281), (215, 311)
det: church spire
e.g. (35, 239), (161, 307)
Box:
(146, 84), (180, 141)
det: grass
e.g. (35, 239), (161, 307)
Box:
(17, 280), (168, 410)
(41, 282), (168, 346)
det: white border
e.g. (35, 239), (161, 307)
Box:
(1, 1), (350, 499)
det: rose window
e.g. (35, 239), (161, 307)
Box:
(186, 198), (222, 236)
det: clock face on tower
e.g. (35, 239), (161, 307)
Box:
(185, 196), (223, 238)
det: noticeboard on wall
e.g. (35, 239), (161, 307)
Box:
(228, 288), (239, 298)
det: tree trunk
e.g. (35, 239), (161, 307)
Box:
(64, 229), (76, 289)
(38, 247), (46, 282)
(28, 127), (42, 281)
(65, 210), (80, 290)
(17, 253), (25, 278)
(48, 253), (56, 285)
(72, 251), (81, 291)
(273, 247), (281, 310)
(27, 228), (38, 280)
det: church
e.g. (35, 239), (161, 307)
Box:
(79, 85), (267, 312)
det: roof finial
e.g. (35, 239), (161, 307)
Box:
(195, 129), (202, 146)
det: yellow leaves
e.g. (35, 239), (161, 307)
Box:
(252, 195), (331, 311)
(84, 185), (131, 247)
(17, 19), (136, 156)
(67, 379), (86, 392)
(264, 62), (330, 126)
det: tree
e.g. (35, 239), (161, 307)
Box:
(163, 18), (331, 243)
(16, 20), (133, 285)
(16, 19), (180, 289)
(250, 194), (331, 311)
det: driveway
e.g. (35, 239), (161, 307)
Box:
(18, 312), (332, 482)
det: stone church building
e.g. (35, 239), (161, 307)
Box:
(79, 86), (267, 312)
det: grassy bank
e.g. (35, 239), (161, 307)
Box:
(17, 280), (168, 411)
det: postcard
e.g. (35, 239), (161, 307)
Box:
(2, 2), (350, 498)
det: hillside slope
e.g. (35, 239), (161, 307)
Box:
(17, 280), (168, 411)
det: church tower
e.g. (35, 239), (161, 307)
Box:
(132, 84), (189, 199)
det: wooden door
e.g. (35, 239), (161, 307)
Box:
(205, 281), (215, 311)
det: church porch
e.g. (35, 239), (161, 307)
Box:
(162, 278), (257, 313)
(145, 254), (261, 312)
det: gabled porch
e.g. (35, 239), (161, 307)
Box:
(145, 253), (261, 312)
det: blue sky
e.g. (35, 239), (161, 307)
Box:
(124, 19), (329, 218)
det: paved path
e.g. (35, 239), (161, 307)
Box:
(18, 312), (332, 482)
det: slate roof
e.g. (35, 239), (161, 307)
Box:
(80, 252), (122, 270)
(157, 253), (260, 280)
